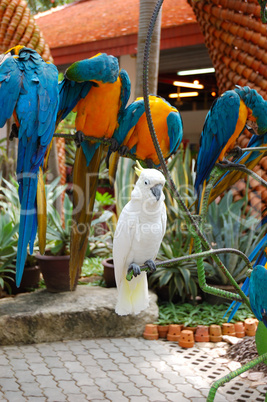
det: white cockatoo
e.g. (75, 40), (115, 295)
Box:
(113, 162), (167, 316)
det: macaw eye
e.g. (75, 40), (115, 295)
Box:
(144, 179), (149, 185)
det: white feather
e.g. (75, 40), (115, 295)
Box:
(113, 168), (167, 315)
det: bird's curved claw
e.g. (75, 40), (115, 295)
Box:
(216, 159), (246, 170)
(144, 158), (154, 168)
(228, 146), (243, 159)
(74, 130), (85, 147)
(128, 263), (141, 277)
(118, 145), (129, 156)
(9, 123), (18, 141)
(109, 138), (119, 153)
(145, 259), (156, 273)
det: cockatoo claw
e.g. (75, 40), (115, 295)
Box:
(74, 130), (85, 147)
(145, 259), (156, 273)
(128, 263), (141, 277)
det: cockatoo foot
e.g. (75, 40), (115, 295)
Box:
(74, 130), (85, 147)
(9, 123), (18, 141)
(118, 145), (129, 156)
(216, 159), (246, 170)
(109, 138), (120, 152)
(128, 263), (141, 277)
(145, 259), (156, 273)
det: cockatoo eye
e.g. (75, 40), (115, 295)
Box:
(144, 179), (150, 185)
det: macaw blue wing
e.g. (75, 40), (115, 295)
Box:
(249, 265), (267, 327)
(195, 90), (241, 193)
(113, 98), (145, 145)
(0, 55), (22, 127)
(234, 86), (267, 135)
(167, 110), (183, 155)
(65, 53), (119, 84)
(11, 47), (59, 287)
(224, 231), (267, 322)
(56, 78), (93, 125)
(118, 69), (131, 117)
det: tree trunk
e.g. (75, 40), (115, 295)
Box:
(135, 0), (162, 98)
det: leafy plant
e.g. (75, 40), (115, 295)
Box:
(149, 146), (198, 302)
(156, 301), (254, 326)
(203, 191), (265, 285)
(0, 212), (18, 292)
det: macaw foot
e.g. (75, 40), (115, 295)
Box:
(228, 146), (243, 159)
(145, 259), (156, 273)
(118, 145), (129, 156)
(9, 123), (18, 141)
(74, 130), (85, 147)
(127, 263), (141, 277)
(109, 138), (120, 153)
(216, 159), (246, 170)
(144, 158), (154, 168)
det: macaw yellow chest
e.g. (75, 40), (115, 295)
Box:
(75, 79), (122, 138)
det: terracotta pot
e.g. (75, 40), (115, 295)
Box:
(167, 324), (183, 341)
(234, 322), (245, 338)
(5, 265), (41, 294)
(244, 318), (257, 336)
(195, 325), (210, 342)
(179, 330), (195, 348)
(102, 258), (116, 288)
(36, 254), (77, 292)
(183, 326), (197, 334)
(209, 324), (222, 342)
(157, 325), (169, 338)
(143, 324), (159, 340)
(222, 323), (236, 336)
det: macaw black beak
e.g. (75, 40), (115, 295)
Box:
(150, 184), (163, 201)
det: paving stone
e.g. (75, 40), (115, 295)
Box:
(28, 363), (51, 376)
(177, 384), (205, 398)
(108, 352), (130, 364)
(76, 354), (98, 366)
(4, 391), (25, 401)
(130, 374), (155, 388)
(50, 367), (73, 381)
(35, 375), (59, 389)
(79, 385), (106, 399)
(9, 358), (29, 371)
(94, 377), (118, 391)
(161, 372), (187, 385)
(64, 361), (85, 373)
(104, 390), (129, 401)
(118, 363), (141, 376)
(43, 356), (65, 368)
(42, 387), (66, 401)
(141, 386), (167, 401)
(26, 397), (46, 402)
(0, 378), (20, 391)
(151, 378), (178, 392)
(107, 370), (131, 383)
(70, 372), (95, 387)
(165, 392), (191, 402)
(57, 380), (81, 394)
(67, 393), (87, 402)
(82, 366), (107, 379)
(14, 370), (36, 383)
(19, 382), (44, 397)
(117, 382), (143, 397)
(56, 352), (77, 362)
(128, 397), (149, 402)
(96, 358), (119, 371)
(138, 367), (164, 380)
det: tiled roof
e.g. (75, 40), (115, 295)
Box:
(35, 0), (197, 50)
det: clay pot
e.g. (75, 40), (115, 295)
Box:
(244, 318), (257, 336)
(143, 324), (159, 340)
(179, 330), (195, 348)
(102, 258), (116, 288)
(222, 323), (236, 336)
(209, 325), (222, 342)
(195, 325), (210, 342)
(234, 322), (245, 338)
(183, 326), (197, 333)
(5, 265), (41, 294)
(167, 324), (183, 341)
(157, 325), (169, 338)
(36, 254), (78, 292)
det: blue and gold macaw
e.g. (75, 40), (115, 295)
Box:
(64, 54), (131, 289)
(195, 86), (267, 212)
(0, 46), (59, 287)
(224, 231), (267, 323)
(209, 129), (267, 205)
(108, 95), (183, 176)
(0, 46), (96, 287)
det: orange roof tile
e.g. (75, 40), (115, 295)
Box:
(35, 0), (197, 50)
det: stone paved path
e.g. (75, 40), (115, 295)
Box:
(0, 337), (266, 401)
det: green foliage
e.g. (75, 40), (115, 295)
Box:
(27, 0), (76, 15)
(156, 301), (254, 326)
(0, 212), (18, 291)
(203, 192), (265, 284)
(149, 146), (198, 302)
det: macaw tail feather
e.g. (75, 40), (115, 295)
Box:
(16, 173), (38, 287)
(108, 151), (120, 185)
(115, 273), (149, 316)
(37, 167), (47, 255)
(69, 145), (103, 290)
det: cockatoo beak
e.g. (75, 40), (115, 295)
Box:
(150, 184), (163, 201)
